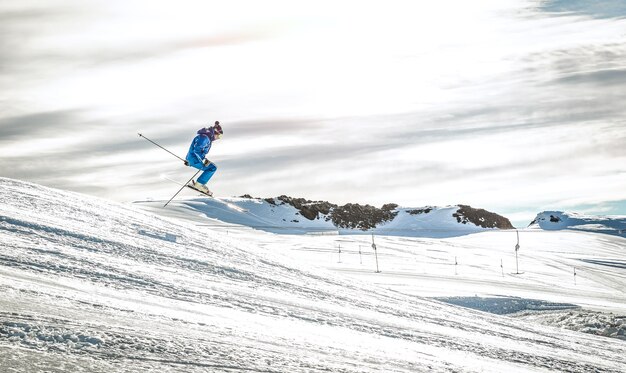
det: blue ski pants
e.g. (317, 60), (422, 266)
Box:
(189, 159), (217, 185)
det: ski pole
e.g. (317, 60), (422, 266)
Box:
(138, 133), (186, 164)
(164, 169), (201, 208)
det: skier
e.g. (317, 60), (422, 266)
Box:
(184, 121), (223, 196)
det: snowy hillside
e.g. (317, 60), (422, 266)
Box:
(2, 177), (626, 372)
(135, 195), (513, 238)
(529, 211), (626, 236)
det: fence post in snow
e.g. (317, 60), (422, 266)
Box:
(454, 256), (458, 275)
(501, 259), (504, 277)
(338, 243), (342, 263)
(515, 230), (520, 275)
(359, 245), (363, 264)
(372, 234), (380, 273)
(574, 267), (577, 285)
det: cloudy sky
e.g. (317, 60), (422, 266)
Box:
(1, 0), (625, 227)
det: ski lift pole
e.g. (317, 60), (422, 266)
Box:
(338, 244), (342, 263)
(138, 133), (187, 164)
(359, 245), (363, 264)
(515, 230), (520, 274)
(163, 169), (201, 208)
(372, 234), (380, 273)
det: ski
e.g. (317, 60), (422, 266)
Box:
(186, 181), (214, 197)
(162, 176), (214, 198)
(161, 175), (248, 212)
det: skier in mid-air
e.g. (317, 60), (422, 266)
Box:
(184, 121), (223, 196)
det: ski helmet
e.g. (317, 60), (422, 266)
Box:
(214, 122), (223, 135)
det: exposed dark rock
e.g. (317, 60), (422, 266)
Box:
(239, 194), (256, 199)
(452, 205), (514, 229)
(407, 207), (433, 215)
(382, 203), (399, 211)
(246, 194), (514, 231)
(276, 195), (336, 221)
(550, 215), (561, 223)
(330, 203), (399, 230)
(271, 196), (399, 229)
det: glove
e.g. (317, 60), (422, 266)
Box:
(203, 159), (211, 166)
(184, 160), (189, 166)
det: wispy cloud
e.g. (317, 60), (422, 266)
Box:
(538, 0), (626, 19)
(555, 68), (626, 85)
(1, 0), (625, 226)
(0, 110), (84, 140)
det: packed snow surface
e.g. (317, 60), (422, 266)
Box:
(1, 178), (626, 372)
(139, 196), (505, 237)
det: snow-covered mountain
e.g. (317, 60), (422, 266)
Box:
(135, 195), (514, 238)
(529, 211), (626, 236)
(2, 177), (626, 372)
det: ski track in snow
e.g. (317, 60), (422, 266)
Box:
(1, 178), (626, 372)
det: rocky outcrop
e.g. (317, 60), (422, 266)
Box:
(240, 195), (513, 232)
(330, 203), (399, 230)
(407, 207), (433, 215)
(260, 196), (399, 231)
(452, 205), (514, 229)
(275, 195), (335, 221)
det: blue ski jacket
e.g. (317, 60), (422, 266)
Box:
(186, 133), (212, 164)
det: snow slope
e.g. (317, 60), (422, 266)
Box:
(530, 211), (626, 237)
(1, 177), (626, 372)
(135, 196), (510, 237)
(138, 199), (626, 309)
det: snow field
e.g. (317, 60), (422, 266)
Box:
(1, 177), (626, 372)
